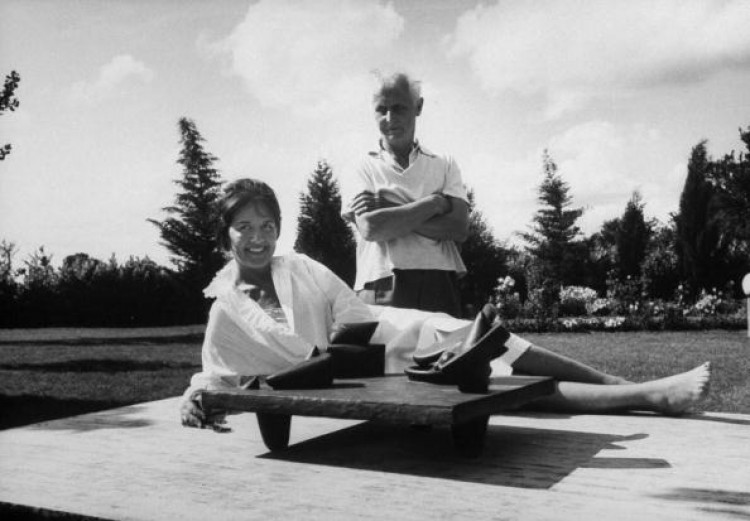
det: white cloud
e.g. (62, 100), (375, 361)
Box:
(218, 0), (405, 117)
(457, 121), (684, 243)
(464, 121), (685, 244)
(70, 54), (154, 105)
(547, 121), (682, 231)
(449, 0), (750, 117)
(466, 151), (541, 246)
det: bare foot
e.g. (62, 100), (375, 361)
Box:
(648, 362), (711, 416)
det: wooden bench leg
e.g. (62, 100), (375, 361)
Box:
(256, 413), (291, 451)
(451, 416), (489, 457)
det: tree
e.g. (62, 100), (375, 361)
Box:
(675, 141), (726, 296)
(520, 150), (584, 309)
(616, 191), (652, 278)
(0, 240), (19, 326)
(458, 189), (508, 316)
(585, 218), (619, 293)
(709, 126), (750, 244)
(294, 160), (357, 286)
(1, 71), (21, 160)
(707, 125), (750, 295)
(15, 247), (59, 326)
(149, 118), (225, 293)
(642, 219), (680, 299)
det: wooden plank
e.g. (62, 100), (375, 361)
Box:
(1, 398), (749, 520)
(201, 375), (555, 426)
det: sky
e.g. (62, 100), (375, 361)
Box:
(1, 0), (750, 269)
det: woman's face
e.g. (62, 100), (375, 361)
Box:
(227, 202), (279, 274)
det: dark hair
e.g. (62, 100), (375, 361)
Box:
(216, 178), (281, 250)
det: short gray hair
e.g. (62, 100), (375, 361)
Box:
(371, 70), (422, 104)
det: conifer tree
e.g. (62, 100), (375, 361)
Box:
(675, 141), (725, 295)
(294, 160), (356, 286)
(149, 118), (225, 291)
(616, 191), (652, 278)
(520, 150), (583, 302)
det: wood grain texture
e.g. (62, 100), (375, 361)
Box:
(202, 375), (555, 425)
(1, 398), (749, 521)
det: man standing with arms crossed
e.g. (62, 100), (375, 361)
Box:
(343, 72), (469, 317)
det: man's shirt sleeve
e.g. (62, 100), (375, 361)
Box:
(442, 155), (468, 203)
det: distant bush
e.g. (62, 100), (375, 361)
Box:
(489, 268), (747, 333)
(559, 285), (598, 316)
(1, 249), (208, 328)
(502, 309), (745, 333)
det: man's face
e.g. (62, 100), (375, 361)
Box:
(373, 84), (422, 152)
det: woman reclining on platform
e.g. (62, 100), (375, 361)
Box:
(180, 178), (711, 428)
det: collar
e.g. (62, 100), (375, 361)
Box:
(203, 257), (284, 299)
(369, 139), (436, 163)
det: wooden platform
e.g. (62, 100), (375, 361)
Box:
(1, 398), (749, 520)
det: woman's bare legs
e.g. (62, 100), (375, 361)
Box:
(527, 363), (711, 415)
(512, 344), (633, 385)
(509, 344), (711, 415)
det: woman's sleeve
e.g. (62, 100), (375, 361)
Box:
(182, 299), (301, 399)
(301, 254), (374, 325)
(182, 302), (241, 400)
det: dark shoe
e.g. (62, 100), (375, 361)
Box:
(266, 347), (333, 390)
(405, 304), (510, 393)
(329, 321), (379, 345)
(412, 334), (465, 368)
(436, 303), (510, 378)
(327, 321), (383, 378)
(327, 343), (385, 378)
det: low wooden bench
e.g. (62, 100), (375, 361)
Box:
(202, 374), (554, 456)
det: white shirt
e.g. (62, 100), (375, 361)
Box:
(343, 143), (468, 291)
(186, 254), (372, 395)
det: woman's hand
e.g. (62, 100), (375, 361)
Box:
(180, 394), (206, 428)
(181, 393), (230, 431)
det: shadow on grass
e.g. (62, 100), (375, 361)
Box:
(0, 359), (199, 372)
(0, 333), (204, 346)
(0, 394), (144, 430)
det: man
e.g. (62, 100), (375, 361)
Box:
(343, 72), (469, 317)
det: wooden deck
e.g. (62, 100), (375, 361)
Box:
(1, 398), (749, 520)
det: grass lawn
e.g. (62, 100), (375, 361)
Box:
(0, 326), (205, 430)
(0, 326), (748, 430)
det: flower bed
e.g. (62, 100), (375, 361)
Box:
(492, 278), (748, 333)
(501, 313), (746, 333)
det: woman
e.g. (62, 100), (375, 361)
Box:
(181, 179), (711, 428)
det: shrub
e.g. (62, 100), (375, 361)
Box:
(559, 285), (598, 316)
(492, 276), (523, 319)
